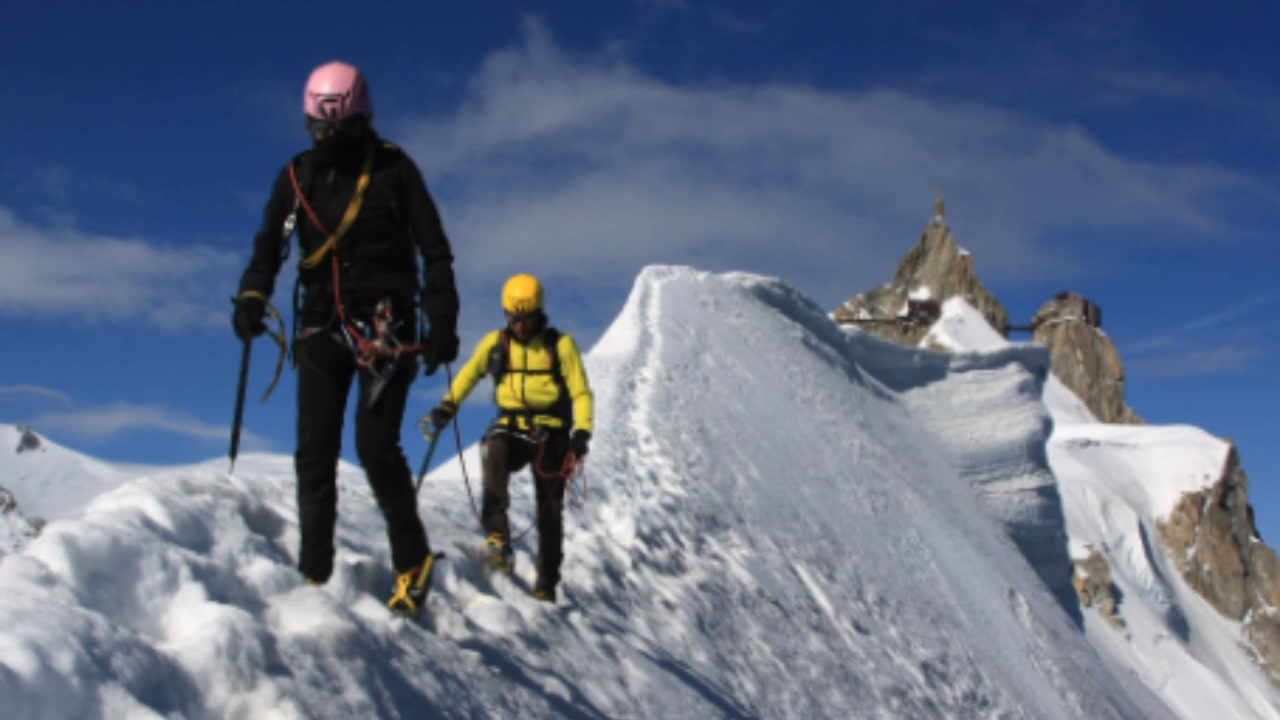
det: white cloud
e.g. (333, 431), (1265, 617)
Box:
(634, 0), (690, 9)
(0, 207), (239, 329)
(1124, 290), (1280, 356)
(1129, 345), (1263, 379)
(1119, 292), (1275, 379)
(704, 7), (769, 34)
(28, 401), (268, 449)
(392, 19), (1268, 327)
(1094, 68), (1280, 115)
(0, 385), (73, 407)
(3, 161), (148, 206)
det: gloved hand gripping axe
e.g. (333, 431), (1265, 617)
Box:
(227, 295), (287, 474)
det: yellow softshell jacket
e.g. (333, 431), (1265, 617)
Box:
(444, 329), (594, 433)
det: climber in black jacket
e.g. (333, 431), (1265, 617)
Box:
(232, 60), (459, 616)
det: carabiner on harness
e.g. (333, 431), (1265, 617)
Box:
(342, 298), (413, 407)
(339, 298), (395, 365)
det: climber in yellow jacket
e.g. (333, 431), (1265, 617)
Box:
(425, 273), (593, 602)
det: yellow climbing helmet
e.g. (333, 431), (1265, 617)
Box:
(501, 274), (544, 315)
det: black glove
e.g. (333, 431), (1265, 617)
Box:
(571, 430), (591, 459)
(232, 295), (266, 341)
(422, 324), (459, 376)
(421, 402), (456, 436)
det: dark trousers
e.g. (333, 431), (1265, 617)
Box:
(481, 430), (569, 589)
(293, 333), (429, 583)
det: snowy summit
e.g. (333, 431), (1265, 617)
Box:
(1, 266), (1276, 719)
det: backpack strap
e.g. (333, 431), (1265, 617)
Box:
(542, 328), (571, 424)
(285, 153), (310, 351)
(486, 328), (510, 384)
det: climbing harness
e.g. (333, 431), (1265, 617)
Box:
(499, 428), (587, 543)
(286, 146), (429, 400)
(421, 347), (586, 544)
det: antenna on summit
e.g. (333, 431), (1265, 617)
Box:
(932, 186), (946, 226)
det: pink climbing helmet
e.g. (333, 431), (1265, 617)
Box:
(303, 61), (373, 121)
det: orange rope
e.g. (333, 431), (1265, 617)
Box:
(448, 414), (586, 540)
(447, 333), (587, 545)
(287, 151), (426, 365)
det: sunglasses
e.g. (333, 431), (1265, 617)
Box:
(506, 311), (538, 325)
(305, 116), (361, 138)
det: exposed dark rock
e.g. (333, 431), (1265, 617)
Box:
(1073, 548), (1127, 631)
(1029, 293), (1143, 425)
(834, 197), (1277, 685)
(833, 213), (1006, 346)
(1157, 447), (1280, 686)
(15, 424), (43, 453)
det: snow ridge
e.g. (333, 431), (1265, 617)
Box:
(0, 266), (1270, 718)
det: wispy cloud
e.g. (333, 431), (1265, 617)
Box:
(1093, 68), (1280, 116)
(28, 402), (269, 449)
(1121, 292), (1275, 378)
(1125, 290), (1280, 356)
(0, 207), (240, 329)
(704, 7), (768, 34)
(634, 0), (690, 9)
(2, 161), (149, 206)
(395, 18), (1270, 334)
(0, 385), (73, 406)
(1128, 345), (1263, 379)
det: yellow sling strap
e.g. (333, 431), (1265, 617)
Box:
(296, 148), (377, 270)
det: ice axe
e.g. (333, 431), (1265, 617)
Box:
(226, 297), (288, 474)
(414, 421), (444, 494)
(228, 337), (252, 474)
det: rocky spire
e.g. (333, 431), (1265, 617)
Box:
(833, 195), (1140, 424)
(832, 195), (1280, 689)
(833, 193), (1007, 345)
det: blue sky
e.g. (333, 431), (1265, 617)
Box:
(2, 2), (1278, 537)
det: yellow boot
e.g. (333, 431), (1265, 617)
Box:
(484, 534), (514, 574)
(387, 554), (436, 616)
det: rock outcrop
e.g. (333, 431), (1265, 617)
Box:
(835, 196), (1278, 685)
(1157, 447), (1280, 686)
(1029, 293), (1143, 424)
(834, 205), (1141, 424)
(1072, 547), (1126, 631)
(834, 199), (1144, 425)
(833, 203), (1007, 346)
(0, 485), (43, 556)
(15, 424), (43, 453)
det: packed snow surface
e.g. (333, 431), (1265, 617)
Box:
(1, 267), (1275, 719)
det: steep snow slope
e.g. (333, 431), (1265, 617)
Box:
(927, 296), (1280, 720)
(0, 266), (1247, 718)
(1, 424), (159, 556)
(0, 424), (151, 522)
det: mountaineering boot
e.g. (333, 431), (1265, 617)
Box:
(485, 533), (514, 574)
(531, 577), (557, 604)
(387, 554), (436, 617)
